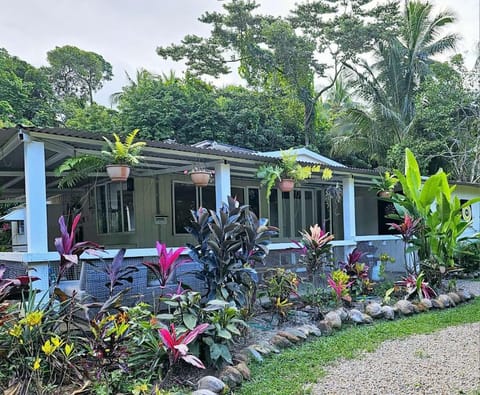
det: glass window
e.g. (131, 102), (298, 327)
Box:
(96, 180), (135, 234)
(270, 188), (318, 238)
(200, 186), (216, 210)
(173, 183), (197, 234)
(231, 187), (245, 205)
(248, 188), (260, 218)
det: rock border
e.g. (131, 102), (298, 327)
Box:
(191, 290), (475, 394)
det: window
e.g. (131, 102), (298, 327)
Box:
(173, 183), (260, 234)
(270, 188), (320, 238)
(96, 180), (135, 234)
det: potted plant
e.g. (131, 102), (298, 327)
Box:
(370, 171), (398, 198)
(56, 129), (146, 187)
(256, 149), (332, 198)
(185, 166), (214, 187)
(101, 129), (146, 182)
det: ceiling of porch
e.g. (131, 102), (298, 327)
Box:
(0, 126), (376, 202)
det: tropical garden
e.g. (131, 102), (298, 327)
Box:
(1, 0), (480, 394)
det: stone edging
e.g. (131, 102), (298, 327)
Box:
(191, 290), (475, 395)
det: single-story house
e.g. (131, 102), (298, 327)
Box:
(0, 126), (478, 302)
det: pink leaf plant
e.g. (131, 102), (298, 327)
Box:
(158, 322), (209, 369)
(54, 214), (103, 285)
(143, 242), (186, 287)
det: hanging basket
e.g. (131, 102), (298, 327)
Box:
(106, 164), (131, 182)
(278, 178), (295, 192)
(377, 190), (392, 199)
(190, 171), (211, 187)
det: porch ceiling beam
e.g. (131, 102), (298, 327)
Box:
(0, 134), (22, 161)
(136, 160), (222, 177)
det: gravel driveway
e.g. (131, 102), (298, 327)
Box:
(312, 281), (480, 395)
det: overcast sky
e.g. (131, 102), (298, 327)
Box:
(1, 0), (478, 105)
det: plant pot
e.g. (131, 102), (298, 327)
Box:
(377, 190), (392, 198)
(190, 171), (211, 187)
(278, 178), (295, 192)
(106, 164), (131, 182)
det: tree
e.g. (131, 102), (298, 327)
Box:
(332, 1), (458, 167)
(157, 0), (400, 146)
(400, 55), (480, 181)
(0, 48), (57, 126)
(64, 102), (120, 133)
(46, 45), (113, 104)
(117, 70), (222, 142)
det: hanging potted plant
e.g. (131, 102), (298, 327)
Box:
(370, 171), (398, 198)
(185, 166), (214, 187)
(56, 129), (146, 187)
(101, 129), (146, 182)
(256, 149), (333, 198)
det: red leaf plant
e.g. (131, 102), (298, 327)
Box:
(143, 242), (186, 287)
(0, 264), (39, 303)
(158, 322), (209, 369)
(387, 213), (421, 244)
(54, 214), (103, 286)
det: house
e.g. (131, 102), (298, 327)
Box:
(0, 126), (478, 302)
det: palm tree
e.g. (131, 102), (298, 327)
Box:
(332, 0), (458, 166)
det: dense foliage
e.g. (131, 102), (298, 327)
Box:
(0, 0), (478, 180)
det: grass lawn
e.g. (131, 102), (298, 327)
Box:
(236, 298), (480, 395)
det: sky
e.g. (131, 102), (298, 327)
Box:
(1, 0), (478, 106)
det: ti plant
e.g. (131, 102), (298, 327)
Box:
(143, 242), (186, 287)
(54, 214), (103, 289)
(100, 248), (139, 297)
(296, 224), (334, 283)
(186, 196), (277, 310)
(327, 269), (353, 305)
(340, 248), (370, 297)
(158, 323), (209, 370)
(0, 264), (39, 302)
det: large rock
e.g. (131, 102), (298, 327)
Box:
(317, 320), (333, 335)
(246, 346), (264, 362)
(437, 294), (455, 307)
(447, 292), (461, 305)
(235, 362), (251, 380)
(348, 309), (365, 324)
(270, 334), (294, 349)
(192, 390), (218, 395)
(381, 305), (395, 320)
(394, 300), (415, 315)
(365, 302), (383, 318)
(285, 327), (308, 340)
(335, 307), (349, 321)
(457, 289), (474, 300)
(325, 311), (342, 329)
(220, 366), (244, 388)
(300, 324), (322, 337)
(431, 298), (445, 309)
(277, 331), (300, 343)
(197, 376), (226, 393)
(419, 298), (433, 309)
(362, 313), (374, 324)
